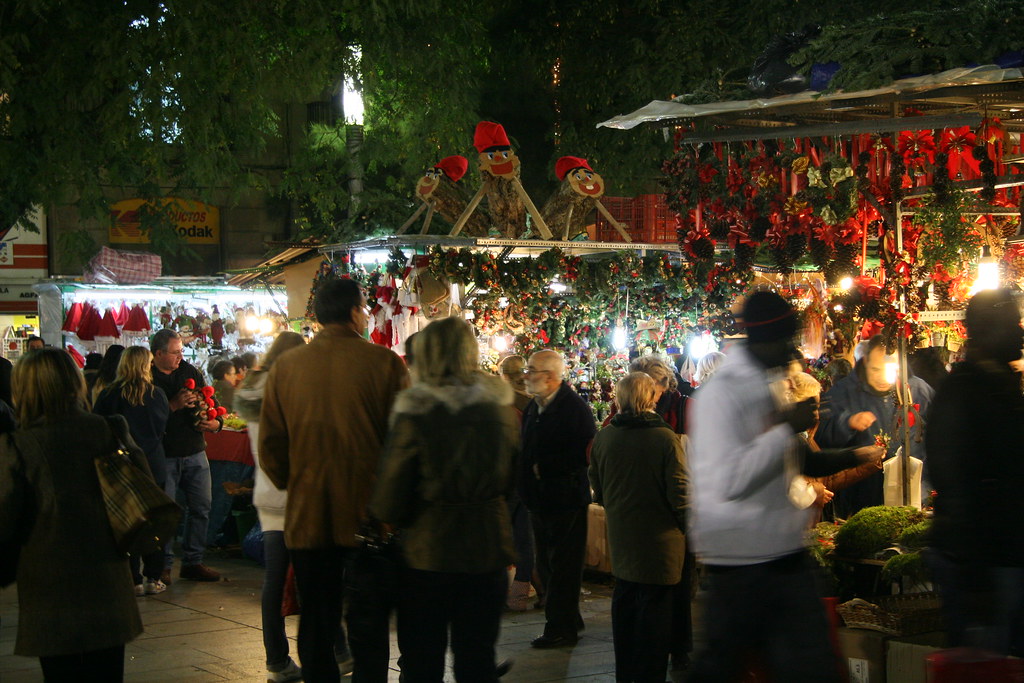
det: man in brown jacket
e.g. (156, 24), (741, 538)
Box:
(260, 278), (409, 683)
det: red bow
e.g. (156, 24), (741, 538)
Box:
(765, 223), (789, 248)
(860, 320), (883, 339)
(898, 130), (936, 167)
(939, 126), (980, 178)
(979, 117), (1005, 145)
(728, 223), (755, 249)
(726, 162), (745, 195)
(698, 164), (718, 184)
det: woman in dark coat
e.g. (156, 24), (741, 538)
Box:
(93, 346), (171, 596)
(371, 317), (519, 682)
(0, 348), (145, 681)
(590, 371), (688, 683)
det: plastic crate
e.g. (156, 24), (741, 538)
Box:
(594, 194), (678, 243)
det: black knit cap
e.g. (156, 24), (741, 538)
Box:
(741, 291), (798, 343)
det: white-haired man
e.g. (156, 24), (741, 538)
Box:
(519, 349), (596, 648)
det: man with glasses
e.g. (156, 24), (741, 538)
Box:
(519, 349), (596, 648)
(151, 328), (223, 583)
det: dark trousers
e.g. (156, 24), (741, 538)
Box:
(612, 579), (675, 683)
(669, 550), (696, 671)
(129, 548), (165, 584)
(262, 531), (293, 668)
(346, 544), (400, 683)
(291, 546), (351, 683)
(531, 506), (588, 638)
(39, 645), (124, 682)
(688, 551), (841, 683)
(509, 499), (535, 582)
(397, 567), (507, 682)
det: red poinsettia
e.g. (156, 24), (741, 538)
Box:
(939, 126), (980, 178)
(898, 130), (936, 170)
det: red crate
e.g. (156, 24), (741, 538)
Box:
(594, 194), (678, 243)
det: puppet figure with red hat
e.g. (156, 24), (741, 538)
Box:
(541, 155), (628, 241)
(403, 155), (491, 237)
(450, 121), (553, 240)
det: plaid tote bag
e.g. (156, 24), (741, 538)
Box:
(94, 418), (182, 554)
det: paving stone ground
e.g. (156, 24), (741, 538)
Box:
(1, 551), (625, 682)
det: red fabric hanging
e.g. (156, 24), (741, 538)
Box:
(76, 306), (102, 341)
(113, 301), (130, 326)
(62, 302), (84, 332)
(122, 304), (151, 332)
(96, 309), (121, 338)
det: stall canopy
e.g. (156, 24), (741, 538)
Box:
(597, 65), (1024, 141)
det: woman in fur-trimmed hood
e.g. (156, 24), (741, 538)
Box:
(371, 316), (518, 682)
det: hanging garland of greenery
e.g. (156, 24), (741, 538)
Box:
(426, 246), (752, 355)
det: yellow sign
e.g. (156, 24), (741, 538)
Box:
(109, 198), (220, 245)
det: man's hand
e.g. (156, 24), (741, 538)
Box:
(853, 445), (885, 468)
(198, 419), (220, 433)
(848, 411), (877, 432)
(780, 398), (817, 434)
(169, 388), (196, 412)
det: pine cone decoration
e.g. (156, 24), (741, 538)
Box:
(824, 242), (859, 285)
(708, 218), (730, 241)
(859, 298), (881, 322)
(750, 216), (771, 242)
(770, 244), (794, 274)
(809, 237), (834, 270)
(890, 155), (906, 203)
(785, 233), (807, 263)
(733, 242), (756, 269)
(933, 152), (951, 204)
(692, 237), (716, 261)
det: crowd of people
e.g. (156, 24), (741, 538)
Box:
(0, 281), (1022, 682)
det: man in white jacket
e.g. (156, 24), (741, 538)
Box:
(688, 291), (880, 682)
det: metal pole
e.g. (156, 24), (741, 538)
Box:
(894, 199), (912, 506)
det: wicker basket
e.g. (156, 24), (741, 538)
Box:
(837, 593), (943, 636)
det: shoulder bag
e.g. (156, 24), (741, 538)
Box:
(95, 417), (182, 554)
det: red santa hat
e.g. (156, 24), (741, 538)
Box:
(555, 156), (593, 181)
(435, 155), (468, 182)
(473, 121), (510, 152)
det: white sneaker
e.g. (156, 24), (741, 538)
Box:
(144, 579), (167, 595)
(134, 584), (145, 597)
(267, 658), (302, 683)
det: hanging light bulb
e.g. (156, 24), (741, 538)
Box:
(839, 276), (854, 291)
(612, 325), (628, 352)
(970, 245), (999, 295)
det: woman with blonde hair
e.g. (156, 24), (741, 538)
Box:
(590, 372), (688, 683)
(372, 317), (519, 681)
(94, 345), (171, 595)
(1, 348), (147, 680)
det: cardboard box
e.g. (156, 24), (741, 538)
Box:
(839, 627), (888, 683)
(839, 628), (946, 683)
(888, 632), (945, 683)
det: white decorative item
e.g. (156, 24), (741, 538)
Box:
(883, 448), (923, 508)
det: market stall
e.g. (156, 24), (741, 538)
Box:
(33, 277), (289, 369)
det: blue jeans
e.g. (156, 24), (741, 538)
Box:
(163, 451), (212, 568)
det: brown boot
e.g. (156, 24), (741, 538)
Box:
(179, 564), (221, 581)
